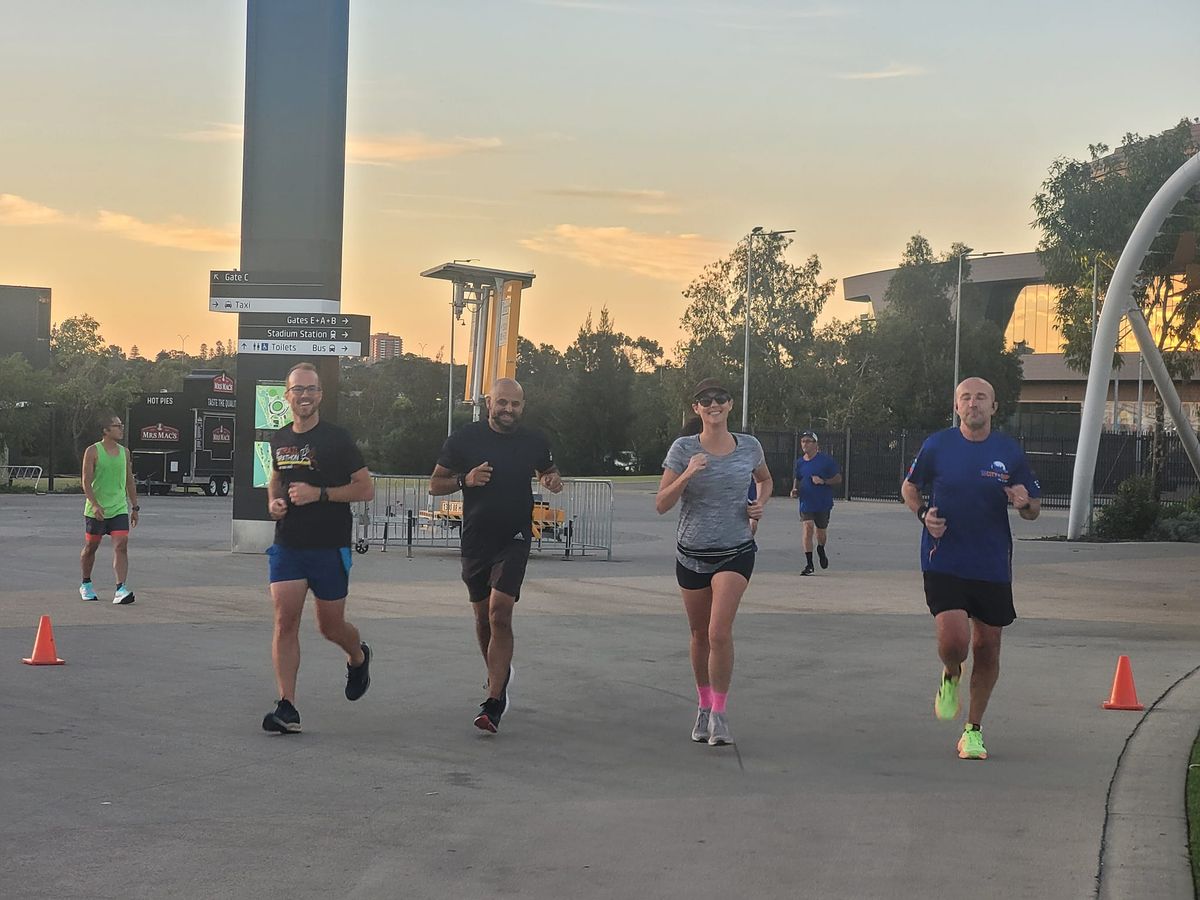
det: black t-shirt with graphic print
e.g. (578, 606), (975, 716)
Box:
(270, 419), (366, 549)
(437, 420), (555, 555)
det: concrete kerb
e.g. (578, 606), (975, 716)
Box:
(1097, 663), (1200, 899)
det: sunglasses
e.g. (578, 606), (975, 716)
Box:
(695, 393), (731, 407)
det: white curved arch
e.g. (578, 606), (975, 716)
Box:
(1068, 152), (1200, 539)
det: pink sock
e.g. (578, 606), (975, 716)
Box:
(711, 691), (728, 714)
(697, 685), (713, 710)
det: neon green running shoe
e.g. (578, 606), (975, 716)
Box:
(957, 725), (988, 760)
(934, 671), (961, 721)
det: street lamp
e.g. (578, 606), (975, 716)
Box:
(952, 250), (1003, 423)
(742, 225), (796, 431)
(178, 334), (190, 358)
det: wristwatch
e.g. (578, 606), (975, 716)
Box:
(917, 504), (929, 523)
(131, 505), (140, 512)
(456, 474), (467, 491)
(319, 487), (329, 503)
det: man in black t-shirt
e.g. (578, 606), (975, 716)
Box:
(261, 362), (376, 735)
(430, 377), (562, 733)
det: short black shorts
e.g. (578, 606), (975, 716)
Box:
(676, 550), (756, 591)
(923, 571), (1016, 628)
(800, 510), (831, 529)
(84, 514), (130, 541)
(462, 540), (532, 602)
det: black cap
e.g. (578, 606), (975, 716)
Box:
(800, 430), (819, 441)
(692, 377), (731, 400)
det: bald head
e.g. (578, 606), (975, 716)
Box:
(486, 378), (525, 433)
(956, 377), (997, 436)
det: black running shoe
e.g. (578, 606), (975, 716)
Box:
(345, 642), (371, 701)
(474, 697), (503, 733)
(817, 546), (829, 569)
(262, 698), (301, 734)
(801, 564), (815, 576)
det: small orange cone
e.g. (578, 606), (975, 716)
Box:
(1102, 655), (1143, 710)
(22, 615), (65, 666)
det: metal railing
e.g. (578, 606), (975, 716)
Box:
(354, 475), (613, 560)
(0, 465), (44, 492)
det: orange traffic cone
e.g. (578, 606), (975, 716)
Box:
(22, 615), (65, 666)
(1102, 655), (1143, 710)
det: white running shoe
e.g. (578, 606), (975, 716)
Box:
(692, 707), (711, 742)
(80, 582), (98, 601)
(112, 584), (135, 605)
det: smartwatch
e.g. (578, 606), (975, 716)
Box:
(319, 486), (329, 503)
(917, 504), (929, 523)
(131, 505), (140, 512)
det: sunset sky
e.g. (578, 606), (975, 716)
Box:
(1, 0), (1196, 360)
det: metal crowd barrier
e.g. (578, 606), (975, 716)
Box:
(354, 475), (614, 560)
(0, 465), (44, 492)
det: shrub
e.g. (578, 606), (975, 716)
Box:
(1150, 511), (1200, 542)
(1095, 475), (1160, 539)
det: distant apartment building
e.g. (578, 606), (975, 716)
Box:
(369, 332), (403, 362)
(0, 285), (52, 369)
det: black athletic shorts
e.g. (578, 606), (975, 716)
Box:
(923, 571), (1016, 628)
(800, 510), (831, 529)
(462, 540), (532, 602)
(676, 549), (756, 591)
(84, 514), (130, 541)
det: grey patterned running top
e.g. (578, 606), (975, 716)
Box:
(663, 433), (765, 573)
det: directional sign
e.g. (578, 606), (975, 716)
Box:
(238, 339), (364, 357)
(237, 313), (370, 344)
(209, 270), (339, 314)
(210, 297), (341, 315)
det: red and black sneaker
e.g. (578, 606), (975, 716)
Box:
(474, 697), (503, 733)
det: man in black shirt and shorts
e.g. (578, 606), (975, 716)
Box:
(262, 362), (376, 734)
(430, 378), (562, 733)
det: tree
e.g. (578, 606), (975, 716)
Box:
(0, 354), (50, 462)
(559, 309), (636, 473)
(866, 235), (1022, 431)
(676, 234), (836, 429)
(1034, 119), (1200, 494)
(50, 314), (106, 364)
(1033, 118), (1200, 373)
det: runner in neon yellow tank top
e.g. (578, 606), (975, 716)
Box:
(80, 414), (139, 604)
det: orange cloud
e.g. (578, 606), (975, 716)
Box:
(175, 122), (502, 165)
(95, 211), (237, 252)
(0, 194), (67, 225)
(520, 224), (724, 281)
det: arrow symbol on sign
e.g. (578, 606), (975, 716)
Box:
(341, 317), (349, 325)
(341, 331), (348, 338)
(340, 345), (348, 353)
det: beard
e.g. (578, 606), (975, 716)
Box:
(491, 410), (519, 432)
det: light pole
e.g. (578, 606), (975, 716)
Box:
(742, 225), (795, 431)
(952, 250), (1002, 423)
(178, 334), (190, 358)
(448, 259), (478, 436)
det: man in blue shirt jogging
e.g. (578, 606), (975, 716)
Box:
(901, 377), (1040, 761)
(790, 431), (842, 575)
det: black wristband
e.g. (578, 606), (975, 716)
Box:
(456, 474), (466, 491)
(319, 486), (329, 503)
(917, 504), (929, 523)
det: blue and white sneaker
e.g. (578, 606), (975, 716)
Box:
(80, 581), (98, 601)
(112, 584), (136, 605)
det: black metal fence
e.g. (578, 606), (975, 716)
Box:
(754, 427), (1200, 509)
